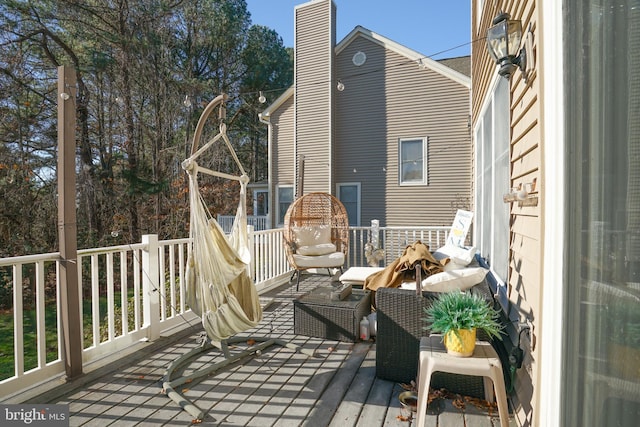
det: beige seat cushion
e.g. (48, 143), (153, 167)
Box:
(339, 266), (385, 285)
(293, 251), (345, 268)
(297, 243), (337, 256)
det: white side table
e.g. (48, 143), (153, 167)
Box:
(415, 334), (510, 427)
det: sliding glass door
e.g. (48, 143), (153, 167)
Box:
(564, 1), (640, 425)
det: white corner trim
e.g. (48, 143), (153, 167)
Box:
(539, 1), (564, 426)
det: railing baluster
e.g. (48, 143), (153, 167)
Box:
(77, 254), (83, 348)
(120, 250), (128, 335)
(106, 252), (115, 341)
(91, 254), (100, 347)
(254, 232), (261, 282)
(169, 244), (177, 318)
(134, 249), (141, 331)
(56, 261), (63, 363)
(261, 232), (266, 281)
(270, 232), (275, 279)
(13, 263), (24, 377)
(35, 260), (47, 368)
(158, 244), (166, 322)
(179, 243), (186, 313)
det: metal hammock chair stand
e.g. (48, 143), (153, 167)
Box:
(283, 192), (350, 291)
(162, 94), (315, 422)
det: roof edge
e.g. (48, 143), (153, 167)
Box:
(335, 25), (470, 88)
(259, 87), (295, 121)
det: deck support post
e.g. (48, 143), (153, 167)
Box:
(57, 65), (83, 380)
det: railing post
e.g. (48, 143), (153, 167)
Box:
(247, 224), (255, 281)
(142, 234), (160, 340)
(371, 219), (380, 248)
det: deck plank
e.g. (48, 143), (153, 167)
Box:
(329, 343), (376, 426)
(383, 383), (415, 426)
(36, 275), (511, 426)
(310, 342), (371, 426)
(356, 378), (398, 427)
(437, 399), (467, 426)
(464, 401), (496, 427)
(245, 343), (314, 426)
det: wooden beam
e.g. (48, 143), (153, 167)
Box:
(57, 65), (83, 379)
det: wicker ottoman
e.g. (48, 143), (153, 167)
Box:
(294, 287), (371, 342)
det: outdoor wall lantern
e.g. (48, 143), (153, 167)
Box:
(486, 12), (526, 79)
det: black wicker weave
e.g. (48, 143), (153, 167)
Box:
(294, 288), (371, 342)
(374, 281), (497, 399)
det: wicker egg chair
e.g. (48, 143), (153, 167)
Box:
(283, 192), (349, 290)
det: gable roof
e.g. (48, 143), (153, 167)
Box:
(259, 25), (471, 119)
(336, 25), (470, 88)
(438, 56), (471, 77)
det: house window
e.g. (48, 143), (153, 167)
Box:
(563, 2), (640, 426)
(277, 186), (293, 226)
(254, 190), (268, 216)
(399, 137), (427, 185)
(337, 183), (360, 226)
(474, 77), (510, 286)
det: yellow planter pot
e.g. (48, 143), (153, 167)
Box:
(444, 328), (477, 357)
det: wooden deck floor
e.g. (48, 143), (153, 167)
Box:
(37, 274), (515, 426)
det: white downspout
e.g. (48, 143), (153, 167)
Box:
(259, 112), (273, 228)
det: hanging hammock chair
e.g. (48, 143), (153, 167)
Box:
(163, 94), (314, 421)
(181, 96), (261, 342)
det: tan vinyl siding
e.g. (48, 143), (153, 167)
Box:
(506, 1), (541, 422)
(294, 0), (335, 194)
(472, 0), (541, 424)
(269, 95), (295, 228)
(271, 96), (295, 187)
(335, 36), (472, 228)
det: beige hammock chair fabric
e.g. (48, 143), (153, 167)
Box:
(164, 95), (314, 422)
(182, 94), (262, 342)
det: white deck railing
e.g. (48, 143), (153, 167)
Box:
(0, 224), (448, 401)
(217, 215), (268, 232)
(348, 225), (451, 266)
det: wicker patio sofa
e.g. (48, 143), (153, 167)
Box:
(374, 277), (513, 399)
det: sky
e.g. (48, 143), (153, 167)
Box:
(245, 0), (471, 60)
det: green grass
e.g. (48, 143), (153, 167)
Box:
(0, 296), (116, 381)
(0, 302), (59, 380)
(0, 280), (178, 382)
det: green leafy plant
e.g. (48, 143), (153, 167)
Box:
(424, 291), (504, 340)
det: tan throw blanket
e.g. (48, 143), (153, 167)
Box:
(364, 240), (444, 291)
